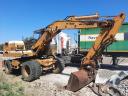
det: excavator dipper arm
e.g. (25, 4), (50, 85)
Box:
(66, 13), (125, 92)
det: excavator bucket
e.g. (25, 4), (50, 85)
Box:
(66, 69), (95, 92)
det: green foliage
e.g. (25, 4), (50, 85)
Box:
(0, 72), (25, 96)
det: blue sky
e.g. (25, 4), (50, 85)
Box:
(0, 0), (128, 44)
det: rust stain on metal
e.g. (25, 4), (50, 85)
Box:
(36, 58), (56, 67)
(66, 69), (94, 92)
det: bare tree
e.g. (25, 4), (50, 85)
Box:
(23, 37), (36, 50)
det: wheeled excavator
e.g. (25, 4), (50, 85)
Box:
(3, 12), (125, 89)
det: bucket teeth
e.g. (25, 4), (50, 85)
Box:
(66, 69), (95, 92)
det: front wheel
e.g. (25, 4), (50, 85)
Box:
(21, 61), (42, 82)
(52, 57), (64, 73)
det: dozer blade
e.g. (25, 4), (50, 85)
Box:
(66, 69), (95, 92)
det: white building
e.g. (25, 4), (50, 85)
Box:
(50, 32), (71, 54)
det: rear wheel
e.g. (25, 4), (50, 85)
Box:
(4, 60), (13, 74)
(21, 61), (42, 82)
(52, 57), (64, 73)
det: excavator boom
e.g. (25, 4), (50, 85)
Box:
(32, 20), (99, 54)
(66, 13), (125, 92)
(31, 13), (111, 56)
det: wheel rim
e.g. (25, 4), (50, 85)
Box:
(23, 65), (30, 77)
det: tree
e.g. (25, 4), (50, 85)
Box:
(23, 37), (36, 50)
(0, 44), (3, 50)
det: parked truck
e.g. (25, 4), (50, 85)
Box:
(78, 22), (128, 65)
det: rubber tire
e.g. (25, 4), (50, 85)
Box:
(52, 57), (64, 73)
(21, 61), (42, 82)
(4, 60), (13, 74)
(33, 61), (42, 79)
(71, 54), (83, 63)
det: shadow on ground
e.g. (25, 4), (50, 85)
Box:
(100, 64), (128, 71)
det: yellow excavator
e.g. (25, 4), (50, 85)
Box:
(3, 12), (125, 93)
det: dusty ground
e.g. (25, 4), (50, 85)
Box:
(0, 66), (97, 96)
(0, 55), (97, 96)
(0, 55), (128, 96)
(23, 67), (97, 96)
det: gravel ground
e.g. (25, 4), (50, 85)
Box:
(117, 79), (128, 96)
(0, 65), (97, 96)
(23, 67), (97, 96)
(0, 55), (97, 96)
(0, 55), (128, 96)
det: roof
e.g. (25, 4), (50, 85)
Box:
(8, 41), (24, 44)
